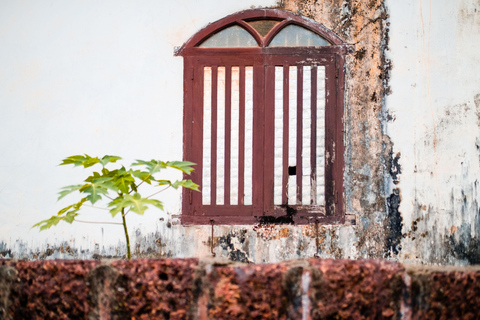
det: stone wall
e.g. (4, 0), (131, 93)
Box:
(1, 258), (480, 319)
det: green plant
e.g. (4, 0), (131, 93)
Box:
(33, 154), (199, 259)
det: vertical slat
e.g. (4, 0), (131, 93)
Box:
(238, 66), (246, 205)
(230, 67), (240, 205)
(252, 64), (264, 215)
(302, 66), (311, 205)
(191, 64), (204, 212)
(310, 66), (317, 205)
(216, 67), (226, 205)
(273, 66), (283, 205)
(210, 66), (218, 206)
(224, 66), (232, 205)
(296, 66), (303, 204)
(245, 67), (254, 206)
(282, 65), (289, 205)
(202, 67), (212, 205)
(335, 54), (345, 217)
(287, 66), (297, 205)
(316, 66), (326, 205)
(325, 62), (336, 214)
(182, 61), (194, 214)
(264, 65), (275, 214)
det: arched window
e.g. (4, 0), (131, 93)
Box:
(176, 9), (348, 225)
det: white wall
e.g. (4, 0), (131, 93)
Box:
(386, 0), (480, 263)
(0, 0), (276, 258)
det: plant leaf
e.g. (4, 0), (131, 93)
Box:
(33, 216), (64, 231)
(131, 170), (155, 184)
(111, 169), (136, 194)
(164, 161), (196, 174)
(173, 179), (200, 191)
(58, 184), (83, 200)
(34, 198), (86, 230)
(79, 182), (109, 204)
(157, 180), (172, 187)
(100, 155), (122, 167)
(108, 193), (163, 217)
(131, 160), (166, 174)
(60, 154), (100, 168)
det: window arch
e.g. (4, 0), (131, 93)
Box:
(176, 9), (348, 225)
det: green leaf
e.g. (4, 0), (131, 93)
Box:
(108, 193), (163, 217)
(58, 184), (83, 200)
(174, 179), (200, 191)
(63, 211), (78, 223)
(157, 180), (172, 187)
(72, 197), (88, 210)
(57, 204), (74, 216)
(33, 216), (64, 231)
(79, 182), (109, 204)
(100, 155), (122, 167)
(131, 170), (155, 184)
(111, 168), (136, 194)
(57, 198), (87, 216)
(33, 211), (79, 231)
(164, 161), (196, 174)
(131, 159), (167, 174)
(34, 198), (86, 230)
(60, 154), (100, 168)
(159, 179), (199, 191)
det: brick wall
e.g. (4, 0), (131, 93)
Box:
(1, 259), (479, 319)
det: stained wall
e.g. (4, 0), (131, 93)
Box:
(1, 0), (479, 265)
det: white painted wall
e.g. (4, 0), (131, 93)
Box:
(385, 0), (480, 263)
(0, 0), (276, 258)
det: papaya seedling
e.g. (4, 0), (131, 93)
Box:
(33, 154), (199, 259)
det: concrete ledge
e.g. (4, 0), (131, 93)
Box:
(1, 259), (480, 319)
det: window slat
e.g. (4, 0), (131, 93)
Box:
(231, 67), (240, 205)
(296, 66), (303, 205)
(252, 64), (264, 214)
(238, 66), (246, 205)
(310, 66), (317, 205)
(316, 66), (326, 205)
(202, 67), (212, 205)
(264, 65), (276, 213)
(302, 66), (311, 205)
(216, 67), (226, 205)
(211, 66), (218, 205)
(282, 65), (289, 205)
(224, 66), (232, 205)
(244, 67), (254, 206)
(287, 66), (297, 205)
(274, 66), (283, 205)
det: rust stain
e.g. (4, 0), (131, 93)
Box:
(279, 228), (290, 238)
(254, 224), (289, 241)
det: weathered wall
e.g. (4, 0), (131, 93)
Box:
(385, 0), (480, 264)
(2, 258), (480, 319)
(1, 0), (480, 265)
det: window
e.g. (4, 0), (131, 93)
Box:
(176, 9), (348, 225)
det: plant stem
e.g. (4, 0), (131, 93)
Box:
(75, 219), (122, 225)
(121, 208), (131, 259)
(146, 185), (170, 198)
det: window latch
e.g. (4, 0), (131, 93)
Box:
(288, 166), (296, 176)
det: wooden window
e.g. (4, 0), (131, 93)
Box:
(176, 9), (348, 225)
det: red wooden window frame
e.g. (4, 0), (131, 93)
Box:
(176, 9), (348, 225)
